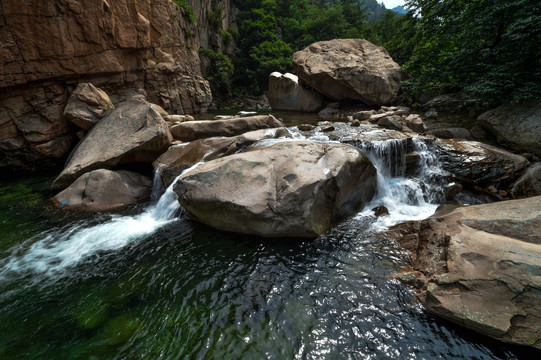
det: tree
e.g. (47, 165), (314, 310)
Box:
(404, 0), (541, 105)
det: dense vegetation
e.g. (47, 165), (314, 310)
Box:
(202, 0), (540, 106)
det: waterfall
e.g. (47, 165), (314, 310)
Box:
(354, 138), (445, 230)
(0, 168), (197, 281)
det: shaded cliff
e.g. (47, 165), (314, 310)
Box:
(0, 0), (236, 172)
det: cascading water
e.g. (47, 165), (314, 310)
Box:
(0, 169), (190, 282)
(354, 137), (446, 230)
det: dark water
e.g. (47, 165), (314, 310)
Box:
(0, 175), (531, 359)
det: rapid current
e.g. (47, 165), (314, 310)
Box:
(0, 123), (527, 359)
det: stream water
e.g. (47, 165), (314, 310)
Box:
(0, 122), (529, 359)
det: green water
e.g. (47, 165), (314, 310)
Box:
(0, 176), (533, 359)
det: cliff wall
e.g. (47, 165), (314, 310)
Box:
(0, 0), (235, 172)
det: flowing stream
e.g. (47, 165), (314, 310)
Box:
(0, 130), (527, 359)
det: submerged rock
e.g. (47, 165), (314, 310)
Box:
(292, 39), (402, 105)
(154, 127), (290, 187)
(174, 141), (377, 238)
(267, 72), (323, 112)
(169, 115), (283, 141)
(52, 98), (172, 190)
(63, 83), (114, 131)
(51, 169), (152, 212)
(385, 197), (541, 350)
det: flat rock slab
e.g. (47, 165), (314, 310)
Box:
(52, 98), (172, 189)
(174, 141), (377, 238)
(385, 196), (541, 349)
(170, 115), (283, 141)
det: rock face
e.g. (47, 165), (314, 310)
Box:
(63, 83), (114, 130)
(510, 163), (541, 198)
(436, 139), (529, 186)
(169, 115), (283, 141)
(386, 197), (541, 350)
(0, 0), (237, 172)
(51, 169), (152, 212)
(52, 98), (172, 189)
(292, 39), (402, 105)
(154, 127), (290, 187)
(478, 101), (541, 157)
(267, 72), (323, 112)
(174, 141), (377, 237)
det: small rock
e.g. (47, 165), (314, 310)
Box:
(352, 111), (372, 120)
(369, 113), (388, 124)
(372, 205), (389, 217)
(350, 120), (361, 127)
(378, 116), (402, 131)
(404, 114), (427, 133)
(428, 128), (473, 140)
(319, 122), (335, 132)
(443, 182), (463, 200)
(298, 124), (315, 131)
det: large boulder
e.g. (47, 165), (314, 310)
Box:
(267, 72), (323, 112)
(169, 115), (283, 141)
(52, 97), (172, 189)
(292, 39), (402, 105)
(51, 169), (152, 212)
(436, 139), (529, 186)
(173, 141), (377, 237)
(510, 163), (541, 198)
(478, 100), (541, 157)
(386, 197), (541, 350)
(63, 83), (114, 131)
(154, 127), (291, 187)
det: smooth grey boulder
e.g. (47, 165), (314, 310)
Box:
(169, 115), (283, 141)
(267, 72), (323, 112)
(378, 115), (402, 131)
(154, 127), (291, 187)
(51, 169), (152, 212)
(478, 100), (541, 156)
(63, 83), (114, 131)
(385, 197), (541, 350)
(174, 141), (377, 238)
(52, 98), (172, 189)
(292, 39), (402, 105)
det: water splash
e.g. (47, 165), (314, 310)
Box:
(355, 138), (445, 230)
(0, 170), (193, 282)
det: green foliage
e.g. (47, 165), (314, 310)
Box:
(404, 0), (541, 105)
(207, 4), (226, 30)
(199, 48), (234, 96)
(173, 0), (196, 23)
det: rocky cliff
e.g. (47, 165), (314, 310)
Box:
(0, 0), (236, 172)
